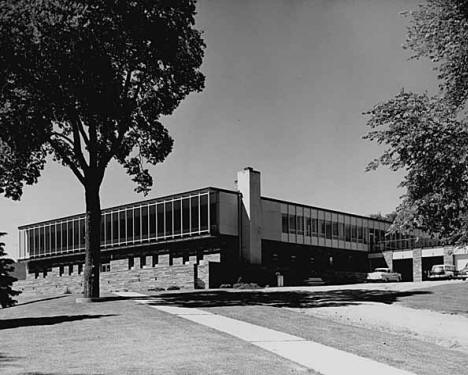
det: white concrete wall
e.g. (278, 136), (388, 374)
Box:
(237, 168), (262, 264)
(218, 191), (239, 236)
(261, 199), (281, 241)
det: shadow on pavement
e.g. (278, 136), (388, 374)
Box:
(0, 314), (117, 330)
(140, 289), (433, 309)
(13, 295), (69, 307)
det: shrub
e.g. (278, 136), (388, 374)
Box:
(232, 282), (262, 289)
(0, 232), (21, 308)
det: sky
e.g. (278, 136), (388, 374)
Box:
(0, 0), (438, 260)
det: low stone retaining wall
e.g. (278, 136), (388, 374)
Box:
(14, 254), (221, 296)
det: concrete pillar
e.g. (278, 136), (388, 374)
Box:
(204, 253), (221, 263)
(413, 248), (422, 282)
(444, 247), (454, 266)
(189, 255), (198, 264)
(145, 256), (152, 268)
(159, 254), (170, 265)
(237, 167), (262, 264)
(172, 257), (183, 265)
(382, 251), (393, 270)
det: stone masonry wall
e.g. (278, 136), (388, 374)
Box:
(15, 252), (220, 296)
(412, 248), (422, 282)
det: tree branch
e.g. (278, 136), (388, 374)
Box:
(49, 139), (86, 185)
(51, 132), (74, 147)
(71, 119), (89, 172)
(76, 117), (90, 147)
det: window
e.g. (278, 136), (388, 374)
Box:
(345, 223), (351, 241)
(141, 206), (149, 240)
(165, 201), (173, 236)
(134, 207), (141, 240)
(318, 219), (325, 238)
(332, 222), (339, 239)
(296, 214), (304, 235)
(119, 210), (126, 242)
(306, 217), (311, 236)
(152, 255), (158, 267)
(126, 208), (133, 242)
(200, 194), (209, 231)
(140, 256), (146, 268)
(157, 203), (165, 237)
(289, 213), (296, 234)
(112, 212), (119, 243)
(182, 198), (190, 234)
(191, 196), (199, 232)
(78, 264), (83, 275)
(128, 257), (134, 270)
(105, 214), (111, 245)
(311, 218), (318, 235)
(45, 225), (50, 254)
(282, 213), (289, 233)
(325, 221), (332, 239)
(174, 200), (181, 235)
(59, 266), (64, 276)
(101, 263), (110, 272)
(149, 204), (157, 237)
(210, 192), (217, 232)
(68, 265), (73, 275)
(73, 220), (79, 249)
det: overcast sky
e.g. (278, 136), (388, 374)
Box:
(1, 0), (437, 259)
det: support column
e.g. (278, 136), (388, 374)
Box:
(382, 251), (393, 270)
(413, 248), (422, 282)
(444, 247), (454, 266)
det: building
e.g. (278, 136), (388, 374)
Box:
(14, 168), (465, 294)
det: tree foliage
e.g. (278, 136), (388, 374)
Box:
(0, 0), (205, 298)
(365, 0), (468, 244)
(0, 0), (205, 196)
(0, 232), (21, 308)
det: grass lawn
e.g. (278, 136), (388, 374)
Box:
(0, 294), (312, 375)
(142, 288), (468, 375)
(397, 281), (468, 316)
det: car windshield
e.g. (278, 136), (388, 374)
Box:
(431, 265), (444, 272)
(374, 268), (390, 272)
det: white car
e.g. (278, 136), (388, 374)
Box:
(367, 268), (402, 282)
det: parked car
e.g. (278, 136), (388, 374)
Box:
(428, 264), (456, 280)
(456, 266), (468, 280)
(366, 268), (402, 282)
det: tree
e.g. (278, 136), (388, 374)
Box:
(0, 232), (21, 308)
(365, 0), (468, 244)
(0, 0), (205, 298)
(369, 212), (397, 223)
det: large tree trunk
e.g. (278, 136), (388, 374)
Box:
(83, 179), (101, 298)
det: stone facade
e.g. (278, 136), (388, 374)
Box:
(412, 248), (422, 282)
(15, 254), (219, 296)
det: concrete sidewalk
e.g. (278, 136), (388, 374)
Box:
(116, 291), (416, 375)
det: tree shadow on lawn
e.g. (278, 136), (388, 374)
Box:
(13, 295), (69, 307)
(0, 314), (117, 330)
(141, 289), (433, 309)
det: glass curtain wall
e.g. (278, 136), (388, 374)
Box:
(280, 203), (435, 251)
(19, 190), (217, 260)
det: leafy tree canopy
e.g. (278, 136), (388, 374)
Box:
(0, 0), (205, 197)
(365, 0), (468, 244)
